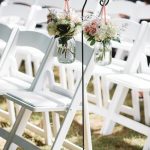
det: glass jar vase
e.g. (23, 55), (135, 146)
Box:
(57, 36), (75, 64)
(94, 41), (112, 66)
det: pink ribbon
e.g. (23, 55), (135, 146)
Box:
(101, 4), (107, 24)
(64, 0), (70, 13)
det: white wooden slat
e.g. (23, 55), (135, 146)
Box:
(105, 74), (150, 91)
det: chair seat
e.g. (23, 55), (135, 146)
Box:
(105, 73), (150, 91)
(0, 40), (6, 55)
(94, 58), (125, 75)
(112, 40), (133, 51)
(0, 76), (30, 93)
(16, 46), (44, 59)
(107, 58), (126, 71)
(5, 90), (72, 112)
(0, 16), (25, 28)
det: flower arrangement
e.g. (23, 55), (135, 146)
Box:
(83, 18), (119, 46)
(47, 8), (82, 63)
(83, 17), (120, 65)
(47, 10), (82, 42)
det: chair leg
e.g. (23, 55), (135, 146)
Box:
(6, 100), (16, 126)
(93, 74), (103, 108)
(52, 112), (60, 137)
(66, 68), (75, 91)
(15, 55), (22, 69)
(3, 107), (32, 150)
(115, 49), (124, 59)
(15, 104), (21, 115)
(16, 105), (53, 145)
(33, 59), (40, 75)
(101, 77), (111, 108)
(101, 85), (129, 135)
(84, 92), (92, 150)
(25, 55), (33, 76)
(143, 91), (150, 125)
(131, 90), (141, 121)
(51, 87), (83, 150)
(59, 65), (67, 89)
(51, 109), (79, 150)
(42, 112), (53, 145)
(143, 137), (150, 150)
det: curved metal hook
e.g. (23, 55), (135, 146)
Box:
(99, 0), (109, 6)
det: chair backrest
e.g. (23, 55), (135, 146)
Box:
(0, 23), (18, 68)
(111, 18), (147, 73)
(0, 29), (53, 75)
(112, 18), (141, 42)
(0, 4), (32, 27)
(139, 23), (150, 73)
(30, 39), (94, 99)
(0, 3), (39, 29)
(107, 0), (136, 20)
(0, 23), (13, 42)
(16, 31), (51, 53)
(36, 0), (99, 15)
(135, 2), (150, 22)
(1, 0), (37, 6)
(27, 8), (49, 32)
(70, 0), (99, 13)
(36, 0), (64, 8)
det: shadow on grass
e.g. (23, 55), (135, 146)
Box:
(92, 124), (145, 150)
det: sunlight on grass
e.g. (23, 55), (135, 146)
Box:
(123, 136), (145, 148)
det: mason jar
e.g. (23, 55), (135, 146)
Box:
(94, 41), (112, 66)
(57, 37), (76, 64)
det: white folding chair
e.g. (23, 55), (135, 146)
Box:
(107, 0), (136, 20)
(99, 23), (150, 149)
(1, 39), (94, 150)
(66, 19), (147, 125)
(0, 23), (18, 124)
(0, 29), (54, 145)
(98, 20), (147, 127)
(24, 7), (69, 90)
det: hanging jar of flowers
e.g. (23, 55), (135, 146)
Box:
(47, 0), (81, 64)
(57, 36), (75, 63)
(94, 38), (112, 65)
(83, 4), (119, 66)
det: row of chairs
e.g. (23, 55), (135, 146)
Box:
(0, 22), (91, 150)
(107, 0), (150, 22)
(0, 17), (150, 150)
(0, 1), (102, 147)
(1, 0), (150, 32)
(0, 0), (150, 149)
(66, 18), (150, 149)
(0, 1), (65, 145)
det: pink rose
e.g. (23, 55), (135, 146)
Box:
(89, 27), (97, 36)
(91, 20), (97, 26)
(91, 23), (97, 28)
(84, 26), (90, 33)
